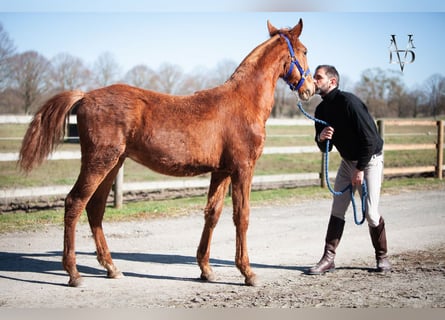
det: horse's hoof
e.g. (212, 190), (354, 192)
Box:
(107, 269), (124, 279)
(200, 271), (216, 282)
(68, 276), (84, 287)
(245, 274), (258, 287)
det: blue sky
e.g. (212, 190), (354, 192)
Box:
(0, 1), (444, 89)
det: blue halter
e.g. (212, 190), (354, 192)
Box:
(279, 33), (311, 91)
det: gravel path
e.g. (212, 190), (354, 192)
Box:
(0, 187), (444, 308)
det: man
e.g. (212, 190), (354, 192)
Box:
(307, 65), (391, 275)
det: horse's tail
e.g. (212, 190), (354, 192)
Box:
(18, 90), (85, 173)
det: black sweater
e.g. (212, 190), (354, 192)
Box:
(314, 88), (383, 171)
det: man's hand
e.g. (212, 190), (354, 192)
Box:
(352, 169), (364, 186)
(319, 126), (334, 142)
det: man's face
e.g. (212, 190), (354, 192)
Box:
(314, 69), (334, 97)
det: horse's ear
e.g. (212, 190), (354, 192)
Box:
(267, 20), (279, 36)
(290, 19), (303, 38)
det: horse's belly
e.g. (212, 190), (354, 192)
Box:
(129, 150), (218, 177)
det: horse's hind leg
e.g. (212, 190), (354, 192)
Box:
(86, 159), (125, 280)
(197, 172), (231, 282)
(63, 171), (108, 287)
(63, 152), (122, 287)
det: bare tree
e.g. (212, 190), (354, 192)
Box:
(93, 52), (121, 87)
(123, 64), (159, 90)
(0, 23), (16, 90)
(387, 76), (408, 118)
(50, 53), (91, 92)
(177, 68), (207, 94)
(394, 91), (417, 118)
(354, 68), (406, 118)
(213, 59), (238, 85)
(423, 73), (445, 118)
(155, 63), (185, 94)
(273, 80), (288, 117)
(413, 90), (427, 117)
(9, 51), (51, 114)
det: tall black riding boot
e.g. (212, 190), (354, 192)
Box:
(307, 215), (345, 275)
(369, 217), (392, 272)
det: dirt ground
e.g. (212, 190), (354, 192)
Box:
(0, 187), (444, 308)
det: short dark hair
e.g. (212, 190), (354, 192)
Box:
(315, 65), (340, 87)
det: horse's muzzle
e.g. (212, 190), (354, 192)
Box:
(299, 88), (315, 101)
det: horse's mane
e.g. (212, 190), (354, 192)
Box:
(225, 24), (296, 86)
(227, 35), (281, 84)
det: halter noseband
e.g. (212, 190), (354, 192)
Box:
(279, 33), (311, 91)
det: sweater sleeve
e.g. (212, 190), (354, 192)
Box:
(314, 105), (333, 153)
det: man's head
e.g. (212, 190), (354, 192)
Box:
(314, 65), (340, 97)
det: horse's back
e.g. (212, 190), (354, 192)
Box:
(79, 83), (223, 121)
(74, 84), (229, 176)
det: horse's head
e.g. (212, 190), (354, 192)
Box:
(268, 19), (315, 101)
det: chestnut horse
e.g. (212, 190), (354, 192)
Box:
(19, 19), (314, 287)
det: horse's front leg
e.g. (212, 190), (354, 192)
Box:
(231, 171), (258, 286)
(197, 173), (231, 282)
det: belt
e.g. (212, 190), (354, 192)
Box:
(372, 151), (383, 159)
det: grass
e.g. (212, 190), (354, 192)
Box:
(1, 120), (444, 233)
(1, 122), (442, 188)
(1, 148), (436, 189)
(1, 176), (444, 234)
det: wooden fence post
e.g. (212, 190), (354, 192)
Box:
(378, 120), (385, 181)
(436, 120), (444, 179)
(377, 119), (385, 140)
(114, 165), (124, 208)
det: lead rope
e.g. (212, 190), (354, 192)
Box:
(295, 97), (367, 225)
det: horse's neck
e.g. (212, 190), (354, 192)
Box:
(225, 36), (285, 122)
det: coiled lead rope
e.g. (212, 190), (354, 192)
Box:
(295, 98), (367, 225)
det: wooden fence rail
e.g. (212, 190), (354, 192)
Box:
(378, 119), (443, 179)
(0, 119), (443, 208)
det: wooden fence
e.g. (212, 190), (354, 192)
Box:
(0, 118), (443, 208)
(378, 119), (443, 179)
